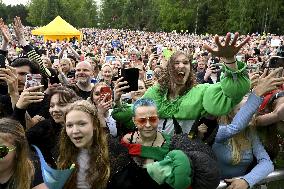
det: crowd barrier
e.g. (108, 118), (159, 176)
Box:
(217, 169), (284, 189)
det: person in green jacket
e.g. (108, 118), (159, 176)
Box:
(112, 32), (251, 135)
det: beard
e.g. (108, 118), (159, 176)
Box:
(76, 77), (91, 85)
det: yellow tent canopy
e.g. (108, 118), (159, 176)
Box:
(32, 16), (82, 42)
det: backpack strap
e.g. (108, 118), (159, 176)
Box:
(172, 115), (183, 134)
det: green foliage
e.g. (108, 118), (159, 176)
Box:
(27, 0), (98, 27)
(0, 1), (29, 25)
(0, 0), (284, 34)
(100, 0), (126, 28)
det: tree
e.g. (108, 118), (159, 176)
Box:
(21, 0), (284, 34)
(158, 0), (195, 32)
(27, 0), (98, 27)
(0, 0), (7, 21)
(6, 5), (29, 25)
(121, 0), (159, 31)
(100, 0), (126, 28)
(27, 0), (47, 26)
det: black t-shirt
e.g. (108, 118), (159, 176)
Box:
(67, 84), (91, 100)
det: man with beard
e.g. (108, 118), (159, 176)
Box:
(68, 61), (94, 99)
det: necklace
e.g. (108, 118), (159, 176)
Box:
(136, 132), (158, 147)
(151, 133), (158, 146)
(134, 132), (158, 167)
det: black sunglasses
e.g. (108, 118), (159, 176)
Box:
(0, 145), (16, 160)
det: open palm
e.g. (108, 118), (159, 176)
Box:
(0, 18), (11, 43)
(203, 32), (250, 59)
(13, 16), (26, 42)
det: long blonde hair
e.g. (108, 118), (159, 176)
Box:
(219, 112), (253, 165)
(0, 118), (34, 189)
(58, 100), (110, 189)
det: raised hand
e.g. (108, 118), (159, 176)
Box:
(16, 85), (45, 109)
(13, 16), (28, 46)
(0, 65), (18, 94)
(0, 18), (12, 44)
(253, 68), (284, 96)
(203, 32), (250, 59)
(113, 77), (129, 105)
(97, 94), (113, 116)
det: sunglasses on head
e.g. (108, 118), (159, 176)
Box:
(135, 116), (159, 126)
(0, 145), (16, 160)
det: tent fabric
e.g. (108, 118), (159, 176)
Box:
(31, 16), (82, 41)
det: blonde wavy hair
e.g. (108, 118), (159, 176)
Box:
(219, 111), (255, 165)
(57, 100), (110, 189)
(60, 58), (73, 72)
(0, 118), (34, 189)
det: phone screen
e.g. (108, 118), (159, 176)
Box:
(100, 86), (112, 101)
(268, 57), (284, 77)
(121, 68), (139, 93)
(269, 57), (284, 68)
(25, 74), (42, 89)
(105, 56), (116, 64)
(0, 55), (6, 68)
(49, 75), (60, 85)
(67, 70), (76, 79)
(146, 70), (153, 80)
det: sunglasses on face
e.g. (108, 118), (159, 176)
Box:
(135, 116), (159, 126)
(0, 145), (16, 160)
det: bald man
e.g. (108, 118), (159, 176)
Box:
(68, 61), (94, 99)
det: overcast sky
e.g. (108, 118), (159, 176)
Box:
(2, 0), (101, 6)
(2, 0), (30, 6)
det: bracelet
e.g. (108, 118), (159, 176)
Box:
(224, 60), (236, 64)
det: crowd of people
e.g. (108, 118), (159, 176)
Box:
(0, 16), (284, 189)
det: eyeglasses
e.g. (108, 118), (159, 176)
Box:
(0, 145), (16, 160)
(135, 116), (159, 126)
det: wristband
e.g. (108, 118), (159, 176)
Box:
(224, 60), (236, 64)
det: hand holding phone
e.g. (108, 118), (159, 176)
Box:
(268, 57), (284, 77)
(49, 75), (60, 85)
(16, 85), (45, 109)
(113, 77), (129, 103)
(100, 86), (112, 102)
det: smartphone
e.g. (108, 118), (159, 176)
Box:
(121, 68), (139, 93)
(49, 75), (60, 85)
(268, 56), (284, 77)
(100, 86), (112, 101)
(67, 70), (76, 79)
(151, 47), (158, 54)
(54, 59), (60, 65)
(146, 70), (154, 80)
(105, 56), (116, 63)
(112, 68), (121, 82)
(25, 74), (42, 89)
(0, 55), (6, 68)
(269, 56), (284, 68)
